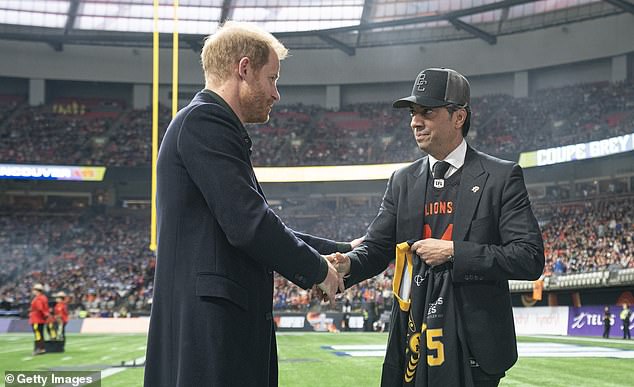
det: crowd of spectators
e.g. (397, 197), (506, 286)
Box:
(0, 98), (170, 167)
(270, 196), (392, 313)
(473, 81), (634, 156)
(273, 191), (633, 312)
(0, 211), (155, 318)
(0, 190), (633, 316)
(0, 79), (633, 316)
(538, 195), (634, 276)
(0, 80), (632, 167)
(0, 95), (22, 124)
(103, 107), (171, 167)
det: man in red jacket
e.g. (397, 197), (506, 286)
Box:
(53, 292), (69, 346)
(29, 283), (49, 355)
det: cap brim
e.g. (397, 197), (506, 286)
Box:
(393, 95), (449, 109)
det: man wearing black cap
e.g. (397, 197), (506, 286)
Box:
(330, 68), (544, 386)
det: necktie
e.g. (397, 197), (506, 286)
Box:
(433, 161), (451, 179)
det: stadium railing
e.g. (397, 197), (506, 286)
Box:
(509, 267), (633, 293)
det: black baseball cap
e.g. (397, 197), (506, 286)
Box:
(393, 67), (470, 109)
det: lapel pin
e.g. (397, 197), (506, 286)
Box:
(471, 186), (480, 193)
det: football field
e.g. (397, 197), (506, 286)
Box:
(1, 332), (633, 386)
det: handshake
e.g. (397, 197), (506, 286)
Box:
(315, 251), (351, 304)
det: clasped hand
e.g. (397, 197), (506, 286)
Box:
(314, 251), (354, 305)
(313, 237), (362, 304)
(315, 257), (345, 305)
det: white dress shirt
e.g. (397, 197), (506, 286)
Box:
(428, 139), (467, 179)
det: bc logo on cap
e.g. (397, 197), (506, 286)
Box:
(416, 73), (428, 92)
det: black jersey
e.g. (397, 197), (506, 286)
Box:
(385, 243), (474, 387)
(383, 169), (474, 387)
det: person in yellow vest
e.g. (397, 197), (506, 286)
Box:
(621, 304), (631, 340)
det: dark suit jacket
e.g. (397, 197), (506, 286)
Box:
(345, 146), (544, 378)
(144, 90), (348, 387)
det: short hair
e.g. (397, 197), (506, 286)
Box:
(201, 21), (289, 85)
(446, 103), (471, 137)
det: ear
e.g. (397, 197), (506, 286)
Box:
(238, 57), (250, 80)
(453, 109), (466, 129)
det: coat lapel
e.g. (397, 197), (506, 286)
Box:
(407, 157), (429, 240)
(453, 147), (488, 242)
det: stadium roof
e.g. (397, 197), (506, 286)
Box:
(0, 0), (631, 54)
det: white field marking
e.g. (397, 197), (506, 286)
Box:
(336, 350), (387, 357)
(100, 367), (127, 379)
(0, 334), (32, 339)
(61, 356), (72, 361)
(0, 335), (127, 354)
(0, 334), (141, 355)
(137, 346), (146, 350)
(526, 335), (634, 345)
(518, 342), (634, 358)
(0, 348), (37, 354)
(72, 337), (133, 346)
(101, 355), (111, 360)
(323, 345), (386, 351)
(21, 356), (33, 361)
(99, 356), (146, 381)
(325, 342), (634, 358)
(0, 334), (133, 356)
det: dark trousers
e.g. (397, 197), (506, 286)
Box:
(32, 323), (45, 351)
(624, 321), (631, 339)
(603, 323), (610, 338)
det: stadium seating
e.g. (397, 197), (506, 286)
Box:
(0, 212), (155, 317)
(1, 190), (632, 315)
(0, 81), (632, 167)
(0, 80), (633, 316)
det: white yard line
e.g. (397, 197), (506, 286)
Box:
(526, 335), (634, 345)
(324, 341), (634, 358)
(98, 355), (146, 381)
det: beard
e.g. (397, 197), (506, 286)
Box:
(241, 82), (272, 124)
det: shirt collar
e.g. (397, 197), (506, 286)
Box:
(200, 88), (252, 144)
(200, 89), (243, 127)
(428, 139), (467, 176)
